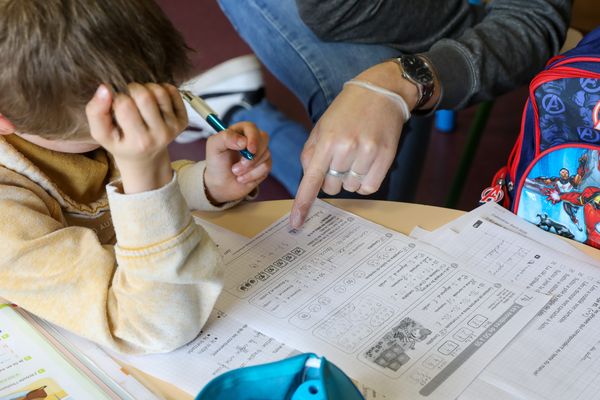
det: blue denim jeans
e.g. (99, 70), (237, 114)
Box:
(220, 0), (432, 200)
(231, 99), (307, 196)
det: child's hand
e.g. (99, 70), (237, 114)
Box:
(204, 122), (271, 204)
(86, 83), (188, 194)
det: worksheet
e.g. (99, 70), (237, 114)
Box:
(414, 214), (600, 400)
(57, 215), (386, 399)
(430, 202), (598, 265)
(0, 305), (114, 400)
(64, 309), (296, 397)
(215, 200), (550, 399)
(192, 215), (249, 259)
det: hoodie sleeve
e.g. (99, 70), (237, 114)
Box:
(0, 169), (223, 354)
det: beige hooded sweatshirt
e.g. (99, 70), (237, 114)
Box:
(0, 134), (236, 354)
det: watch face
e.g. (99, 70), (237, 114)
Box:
(401, 55), (433, 85)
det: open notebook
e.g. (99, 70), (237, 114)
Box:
(0, 303), (158, 400)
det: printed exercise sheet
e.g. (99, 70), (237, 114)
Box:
(420, 201), (599, 266)
(68, 309), (297, 397)
(58, 214), (387, 399)
(216, 200), (550, 399)
(412, 206), (600, 400)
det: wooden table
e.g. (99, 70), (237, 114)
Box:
(123, 199), (600, 399)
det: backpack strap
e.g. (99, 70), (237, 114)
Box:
(548, 26), (600, 66)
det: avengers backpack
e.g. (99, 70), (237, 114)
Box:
(482, 27), (600, 249)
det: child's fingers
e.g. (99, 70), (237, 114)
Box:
(252, 129), (270, 159)
(113, 92), (146, 141)
(207, 129), (248, 154)
(246, 130), (269, 165)
(233, 147), (271, 175)
(146, 83), (186, 139)
(86, 84), (115, 142)
(127, 83), (166, 135)
(228, 121), (265, 155)
(217, 122), (270, 162)
(235, 150), (272, 180)
(164, 84), (189, 129)
(146, 83), (175, 117)
(236, 129), (269, 170)
(236, 161), (271, 184)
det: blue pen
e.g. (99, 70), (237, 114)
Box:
(180, 90), (254, 160)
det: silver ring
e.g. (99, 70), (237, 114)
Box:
(347, 170), (365, 180)
(327, 168), (347, 178)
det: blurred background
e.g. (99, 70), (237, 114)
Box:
(159, 0), (599, 210)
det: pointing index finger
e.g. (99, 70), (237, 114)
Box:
(290, 148), (331, 228)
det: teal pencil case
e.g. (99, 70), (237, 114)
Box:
(195, 353), (365, 400)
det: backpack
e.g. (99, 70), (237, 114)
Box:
(481, 27), (600, 249)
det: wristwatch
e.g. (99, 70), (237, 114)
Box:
(392, 55), (437, 111)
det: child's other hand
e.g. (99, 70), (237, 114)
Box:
(204, 122), (271, 204)
(86, 83), (188, 194)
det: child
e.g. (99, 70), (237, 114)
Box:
(0, 0), (271, 354)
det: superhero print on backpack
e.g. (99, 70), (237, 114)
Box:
(483, 27), (600, 249)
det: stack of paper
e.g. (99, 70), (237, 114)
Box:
(412, 202), (600, 400)
(52, 201), (600, 399)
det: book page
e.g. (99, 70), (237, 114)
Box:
(214, 200), (549, 399)
(34, 316), (161, 400)
(0, 304), (115, 399)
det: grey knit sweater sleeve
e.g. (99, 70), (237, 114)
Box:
(296, 0), (571, 109)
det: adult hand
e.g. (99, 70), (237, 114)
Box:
(204, 121), (271, 204)
(86, 83), (188, 194)
(289, 62), (422, 228)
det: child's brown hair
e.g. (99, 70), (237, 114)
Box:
(0, 0), (191, 140)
